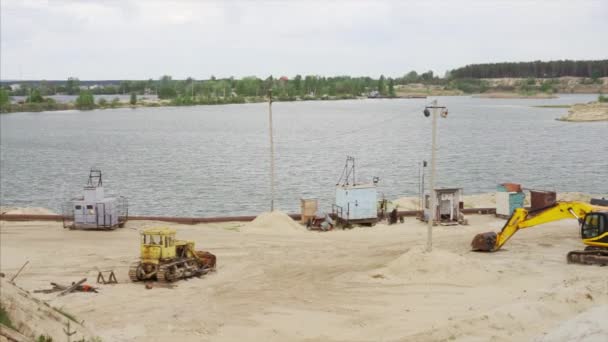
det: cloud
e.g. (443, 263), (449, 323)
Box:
(1, 0), (607, 79)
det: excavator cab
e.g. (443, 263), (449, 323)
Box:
(580, 212), (608, 246)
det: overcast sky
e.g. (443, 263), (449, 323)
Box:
(1, 0), (607, 80)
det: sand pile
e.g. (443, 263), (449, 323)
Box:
(384, 246), (496, 284)
(243, 211), (304, 233)
(0, 207), (56, 215)
(558, 102), (608, 122)
(535, 305), (608, 342)
(0, 278), (94, 341)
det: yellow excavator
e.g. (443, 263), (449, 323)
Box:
(471, 201), (608, 265)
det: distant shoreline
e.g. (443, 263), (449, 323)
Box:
(1, 92), (603, 115)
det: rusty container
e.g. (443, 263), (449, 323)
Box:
(530, 190), (556, 211)
(500, 183), (522, 192)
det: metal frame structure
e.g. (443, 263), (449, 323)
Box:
(62, 169), (128, 230)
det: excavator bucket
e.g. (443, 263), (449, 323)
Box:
(471, 232), (497, 252)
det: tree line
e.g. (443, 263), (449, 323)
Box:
(450, 60), (608, 79)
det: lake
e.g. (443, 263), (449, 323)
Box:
(1, 94), (606, 217)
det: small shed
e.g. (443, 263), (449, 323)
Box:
(63, 170), (128, 230)
(300, 199), (318, 224)
(333, 184), (378, 224)
(424, 188), (465, 225)
(496, 184), (525, 218)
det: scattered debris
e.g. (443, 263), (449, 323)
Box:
(35, 279), (98, 295)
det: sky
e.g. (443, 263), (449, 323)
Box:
(1, 0), (607, 80)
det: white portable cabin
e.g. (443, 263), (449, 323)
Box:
(332, 156), (379, 225)
(334, 184), (378, 224)
(424, 187), (465, 225)
(64, 170), (127, 230)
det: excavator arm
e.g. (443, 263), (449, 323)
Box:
(471, 201), (599, 252)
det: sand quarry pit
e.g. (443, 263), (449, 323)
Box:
(1, 213), (607, 341)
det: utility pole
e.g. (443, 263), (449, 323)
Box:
(268, 89), (275, 212)
(423, 99), (448, 252)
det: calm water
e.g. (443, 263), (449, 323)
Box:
(1, 95), (606, 216)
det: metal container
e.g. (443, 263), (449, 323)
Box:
(530, 190), (556, 211)
(496, 192), (525, 217)
(334, 184), (378, 223)
(300, 199), (318, 224)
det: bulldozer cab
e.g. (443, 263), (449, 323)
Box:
(140, 228), (176, 263)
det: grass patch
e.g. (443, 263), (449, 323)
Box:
(0, 305), (16, 330)
(533, 105), (570, 108)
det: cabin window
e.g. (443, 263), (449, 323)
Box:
(75, 205), (82, 210)
(86, 205), (94, 210)
(582, 214), (601, 239)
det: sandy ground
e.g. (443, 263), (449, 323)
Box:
(557, 102), (608, 122)
(1, 211), (607, 342)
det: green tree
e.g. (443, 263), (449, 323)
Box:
(404, 71), (419, 83)
(130, 92), (137, 105)
(158, 75), (177, 99)
(388, 78), (396, 97)
(26, 89), (44, 103)
(75, 91), (95, 110)
(66, 77), (79, 95)
(0, 88), (11, 110)
(378, 75), (386, 95)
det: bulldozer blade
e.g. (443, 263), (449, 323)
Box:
(471, 232), (497, 252)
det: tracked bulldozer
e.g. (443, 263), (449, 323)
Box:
(129, 227), (216, 282)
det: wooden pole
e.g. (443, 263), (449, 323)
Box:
(268, 89), (275, 211)
(427, 99), (438, 252)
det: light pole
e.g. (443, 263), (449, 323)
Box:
(268, 89), (275, 212)
(423, 99), (448, 252)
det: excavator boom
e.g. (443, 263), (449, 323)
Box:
(471, 201), (601, 252)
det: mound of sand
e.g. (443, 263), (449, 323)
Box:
(0, 207), (56, 215)
(557, 102), (608, 122)
(0, 278), (94, 341)
(243, 211), (304, 233)
(384, 246), (496, 284)
(535, 305), (608, 342)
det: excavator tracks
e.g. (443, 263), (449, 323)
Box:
(567, 248), (608, 266)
